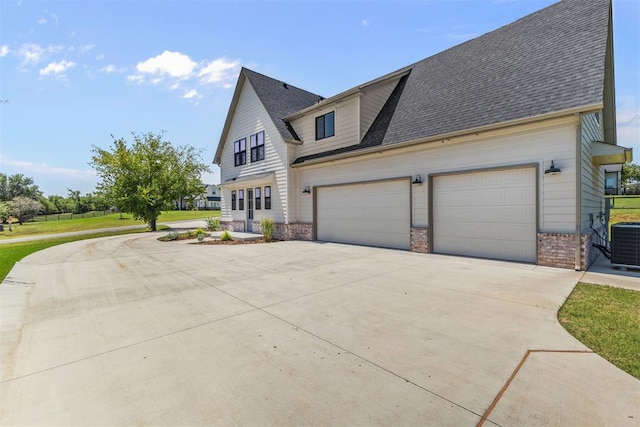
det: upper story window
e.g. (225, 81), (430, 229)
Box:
(234, 138), (246, 166)
(315, 111), (335, 140)
(231, 190), (237, 210)
(250, 131), (265, 162)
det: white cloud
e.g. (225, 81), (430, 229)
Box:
(127, 51), (240, 99)
(37, 17), (47, 25)
(182, 89), (202, 100)
(0, 156), (96, 180)
(18, 43), (44, 65)
(98, 64), (124, 74)
(0, 45), (9, 57)
(198, 58), (239, 84)
(39, 60), (76, 78)
(95, 53), (105, 60)
(362, 19), (370, 27)
(134, 50), (196, 82)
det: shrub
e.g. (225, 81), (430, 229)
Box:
(204, 216), (220, 231)
(260, 217), (275, 242)
(194, 227), (206, 236)
(220, 230), (233, 241)
(166, 231), (179, 241)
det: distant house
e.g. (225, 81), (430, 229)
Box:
(176, 184), (221, 210)
(195, 184), (221, 210)
(213, 0), (632, 270)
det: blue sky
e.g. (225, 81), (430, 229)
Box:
(1, 0), (638, 197)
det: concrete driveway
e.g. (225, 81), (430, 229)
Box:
(1, 233), (638, 426)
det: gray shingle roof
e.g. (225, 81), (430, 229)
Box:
(381, 0), (611, 146)
(242, 68), (322, 141)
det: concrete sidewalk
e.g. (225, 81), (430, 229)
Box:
(1, 235), (638, 425)
(0, 219), (213, 245)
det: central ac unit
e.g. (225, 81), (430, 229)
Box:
(611, 222), (640, 267)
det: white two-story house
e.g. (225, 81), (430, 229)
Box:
(214, 0), (631, 270)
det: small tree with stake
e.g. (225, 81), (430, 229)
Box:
(91, 132), (210, 231)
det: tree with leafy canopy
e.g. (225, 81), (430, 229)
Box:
(0, 173), (42, 201)
(7, 196), (44, 224)
(622, 163), (640, 186)
(90, 132), (210, 231)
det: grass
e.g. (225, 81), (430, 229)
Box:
(558, 283), (640, 379)
(608, 196), (640, 227)
(0, 210), (217, 240)
(0, 227), (168, 283)
(606, 195), (640, 209)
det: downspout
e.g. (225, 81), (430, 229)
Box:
(574, 113), (583, 271)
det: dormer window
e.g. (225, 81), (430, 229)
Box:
(234, 138), (246, 166)
(250, 131), (265, 162)
(315, 111), (335, 140)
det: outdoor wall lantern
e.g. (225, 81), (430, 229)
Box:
(412, 175), (423, 185)
(302, 186), (311, 194)
(544, 160), (562, 175)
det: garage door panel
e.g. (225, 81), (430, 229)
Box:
(433, 168), (536, 263)
(317, 180), (410, 250)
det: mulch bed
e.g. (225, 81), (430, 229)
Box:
(191, 239), (278, 245)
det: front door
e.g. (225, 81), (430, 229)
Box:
(247, 188), (254, 232)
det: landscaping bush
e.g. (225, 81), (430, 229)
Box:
(260, 217), (275, 242)
(204, 216), (220, 231)
(166, 231), (179, 241)
(220, 230), (233, 241)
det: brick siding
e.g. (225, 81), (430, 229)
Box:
(410, 227), (429, 253)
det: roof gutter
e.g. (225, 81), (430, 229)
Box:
(291, 103), (603, 168)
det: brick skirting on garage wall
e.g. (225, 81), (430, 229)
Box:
(411, 227), (429, 253)
(537, 231), (599, 271)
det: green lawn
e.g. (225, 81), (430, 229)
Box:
(559, 283), (640, 379)
(0, 210), (218, 240)
(0, 227), (168, 283)
(608, 196), (640, 226)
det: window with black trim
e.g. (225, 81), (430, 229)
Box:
(315, 111), (335, 140)
(250, 131), (265, 162)
(264, 186), (271, 210)
(255, 187), (261, 210)
(231, 190), (236, 210)
(234, 138), (246, 166)
(238, 189), (244, 210)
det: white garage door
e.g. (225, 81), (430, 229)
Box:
(433, 168), (537, 263)
(316, 179), (410, 250)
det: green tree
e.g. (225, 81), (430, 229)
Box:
(0, 201), (9, 223)
(0, 173), (42, 201)
(621, 163), (640, 185)
(90, 132), (210, 231)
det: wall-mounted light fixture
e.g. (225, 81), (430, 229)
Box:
(544, 161), (561, 175)
(302, 186), (311, 194)
(412, 175), (422, 185)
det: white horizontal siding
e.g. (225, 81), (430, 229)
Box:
(580, 112), (605, 233)
(291, 97), (360, 158)
(219, 81), (289, 223)
(360, 79), (398, 140)
(297, 118), (578, 233)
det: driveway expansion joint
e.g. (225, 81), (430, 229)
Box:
(477, 349), (595, 427)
